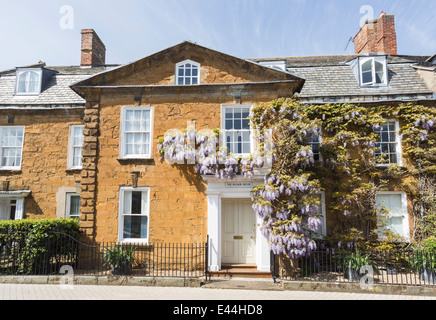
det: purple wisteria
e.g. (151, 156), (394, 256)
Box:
(251, 172), (323, 259)
(157, 128), (273, 180)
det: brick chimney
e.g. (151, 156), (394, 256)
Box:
(353, 13), (398, 56)
(81, 29), (106, 67)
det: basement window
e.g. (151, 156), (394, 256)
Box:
(359, 56), (388, 87)
(176, 60), (200, 85)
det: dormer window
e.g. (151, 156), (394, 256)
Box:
(176, 60), (200, 85)
(15, 68), (43, 95)
(359, 56), (388, 87)
(258, 60), (287, 71)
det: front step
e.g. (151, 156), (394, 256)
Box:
(209, 264), (272, 279)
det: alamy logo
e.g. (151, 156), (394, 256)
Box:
(360, 265), (374, 290)
(360, 5), (375, 29)
(59, 265), (75, 290)
(59, 5), (74, 30)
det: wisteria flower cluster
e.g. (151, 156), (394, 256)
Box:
(248, 99), (326, 258)
(157, 128), (273, 180)
(251, 173), (322, 259)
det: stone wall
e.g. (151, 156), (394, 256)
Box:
(80, 87), (286, 243)
(0, 108), (83, 219)
(75, 43), (302, 242)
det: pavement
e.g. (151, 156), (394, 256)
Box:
(0, 278), (435, 301)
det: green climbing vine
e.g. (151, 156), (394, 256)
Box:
(158, 96), (436, 258)
(249, 97), (436, 254)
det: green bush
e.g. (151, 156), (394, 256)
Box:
(421, 237), (436, 252)
(0, 219), (80, 275)
(409, 237), (436, 274)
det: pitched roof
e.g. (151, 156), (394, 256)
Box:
(71, 41), (305, 95)
(250, 54), (434, 103)
(0, 43), (433, 109)
(251, 54), (431, 68)
(0, 65), (117, 108)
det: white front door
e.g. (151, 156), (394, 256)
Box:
(221, 199), (256, 264)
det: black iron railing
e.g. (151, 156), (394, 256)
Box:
(0, 233), (208, 279)
(271, 243), (436, 287)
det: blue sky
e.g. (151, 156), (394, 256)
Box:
(0, 0), (435, 71)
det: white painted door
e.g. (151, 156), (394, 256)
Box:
(222, 199), (256, 264)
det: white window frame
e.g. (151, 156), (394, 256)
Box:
(221, 104), (254, 157)
(15, 68), (43, 96)
(307, 131), (323, 162)
(118, 187), (150, 243)
(359, 56), (388, 87)
(258, 60), (287, 71)
(314, 192), (327, 238)
(66, 193), (81, 219)
(374, 120), (402, 167)
(175, 59), (200, 86)
(376, 191), (410, 241)
(0, 126), (25, 170)
(68, 125), (84, 170)
(120, 106), (154, 160)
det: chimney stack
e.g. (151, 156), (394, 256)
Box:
(353, 13), (398, 56)
(81, 29), (106, 67)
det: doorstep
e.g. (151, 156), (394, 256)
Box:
(208, 264), (272, 279)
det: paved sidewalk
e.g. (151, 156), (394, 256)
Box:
(0, 283), (435, 300)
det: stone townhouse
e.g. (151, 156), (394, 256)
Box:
(1, 14), (435, 273)
(0, 30), (116, 222)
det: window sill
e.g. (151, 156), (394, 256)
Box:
(117, 158), (155, 165)
(13, 94), (40, 99)
(360, 84), (389, 90)
(118, 239), (149, 245)
(375, 163), (403, 168)
(0, 169), (22, 174)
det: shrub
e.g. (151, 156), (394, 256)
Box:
(102, 246), (136, 275)
(0, 219), (80, 275)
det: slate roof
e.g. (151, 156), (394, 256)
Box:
(250, 55), (434, 103)
(0, 65), (117, 108)
(0, 49), (434, 109)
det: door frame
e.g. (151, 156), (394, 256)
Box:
(204, 176), (270, 272)
(0, 190), (30, 221)
(221, 198), (257, 265)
